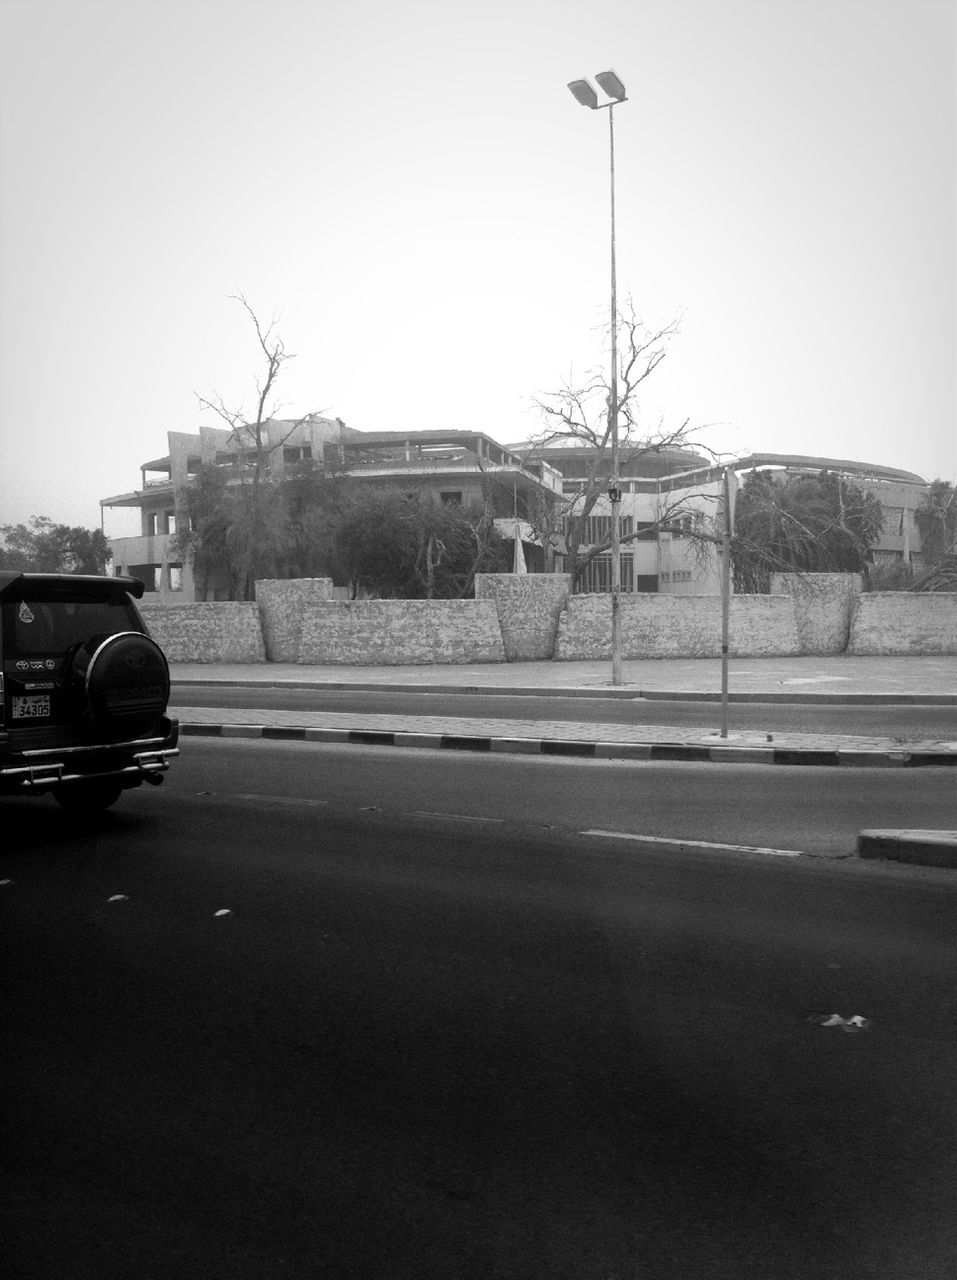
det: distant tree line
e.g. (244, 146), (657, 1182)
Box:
(0, 516), (110, 575)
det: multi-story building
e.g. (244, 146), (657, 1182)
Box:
(102, 418), (930, 600)
(529, 448), (929, 595)
(101, 418), (564, 600)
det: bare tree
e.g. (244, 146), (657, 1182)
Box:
(524, 304), (719, 588)
(195, 294), (326, 599)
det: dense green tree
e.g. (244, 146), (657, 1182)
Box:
(914, 480), (957, 568)
(732, 470), (884, 593)
(174, 468), (509, 600)
(171, 466), (232, 600)
(278, 462), (355, 582)
(0, 516), (110, 574)
(335, 488), (509, 599)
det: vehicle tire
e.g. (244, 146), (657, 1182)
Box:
(54, 780), (125, 811)
(77, 632), (171, 740)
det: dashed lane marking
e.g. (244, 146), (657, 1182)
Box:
(581, 830), (802, 858)
(233, 794), (329, 807)
(410, 811), (504, 824)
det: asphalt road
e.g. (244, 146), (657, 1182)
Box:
(4, 742), (957, 1279)
(170, 684), (957, 740)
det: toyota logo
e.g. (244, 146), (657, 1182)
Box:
(124, 650), (146, 670)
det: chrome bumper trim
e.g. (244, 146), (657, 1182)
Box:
(2, 747), (179, 789)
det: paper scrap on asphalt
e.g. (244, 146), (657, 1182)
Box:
(809, 1013), (870, 1032)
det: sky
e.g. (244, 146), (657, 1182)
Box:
(1, 0), (955, 539)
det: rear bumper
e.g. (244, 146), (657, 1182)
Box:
(0, 719), (180, 794)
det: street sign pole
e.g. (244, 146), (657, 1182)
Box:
(719, 466), (736, 738)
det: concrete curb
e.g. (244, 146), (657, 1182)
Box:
(170, 677), (957, 705)
(179, 722), (957, 768)
(857, 829), (957, 868)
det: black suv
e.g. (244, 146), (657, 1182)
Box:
(0, 572), (179, 810)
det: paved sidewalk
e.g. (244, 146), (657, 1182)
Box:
(171, 654), (957, 768)
(171, 653), (957, 700)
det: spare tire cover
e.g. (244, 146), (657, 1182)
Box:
(83, 631), (171, 739)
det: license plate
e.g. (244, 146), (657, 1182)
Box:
(12, 694), (51, 719)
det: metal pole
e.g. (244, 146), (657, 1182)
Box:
(719, 467), (731, 737)
(609, 103), (622, 686)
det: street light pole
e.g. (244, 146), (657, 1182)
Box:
(568, 70), (627, 686)
(607, 98), (622, 686)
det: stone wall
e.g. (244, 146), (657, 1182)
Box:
(140, 577), (957, 663)
(554, 594), (801, 660)
(770, 573), (863, 655)
(256, 577), (335, 662)
(848, 593), (957, 655)
(140, 602), (266, 663)
(474, 573), (573, 660)
(297, 600), (507, 665)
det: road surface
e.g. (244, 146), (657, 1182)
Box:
(170, 683), (957, 741)
(3, 741), (957, 1279)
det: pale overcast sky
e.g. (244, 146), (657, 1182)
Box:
(1, 0), (954, 535)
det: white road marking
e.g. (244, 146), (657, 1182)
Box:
(410, 811), (504, 825)
(581, 830), (802, 858)
(780, 676), (851, 685)
(234, 794), (328, 807)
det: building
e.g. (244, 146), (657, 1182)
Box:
(515, 444), (931, 595)
(102, 418), (930, 600)
(101, 419), (564, 600)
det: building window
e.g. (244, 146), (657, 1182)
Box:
(169, 563), (183, 592)
(579, 553), (635, 593)
(669, 514), (696, 539)
(440, 491), (463, 506)
(128, 563), (160, 591)
(581, 515), (634, 545)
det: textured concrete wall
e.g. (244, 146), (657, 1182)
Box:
(256, 578), (334, 662)
(554, 594), (801, 659)
(140, 602), (266, 663)
(770, 573), (863, 655)
(140, 580), (957, 663)
(297, 600), (507, 665)
(474, 573), (572, 660)
(848, 593), (957, 655)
